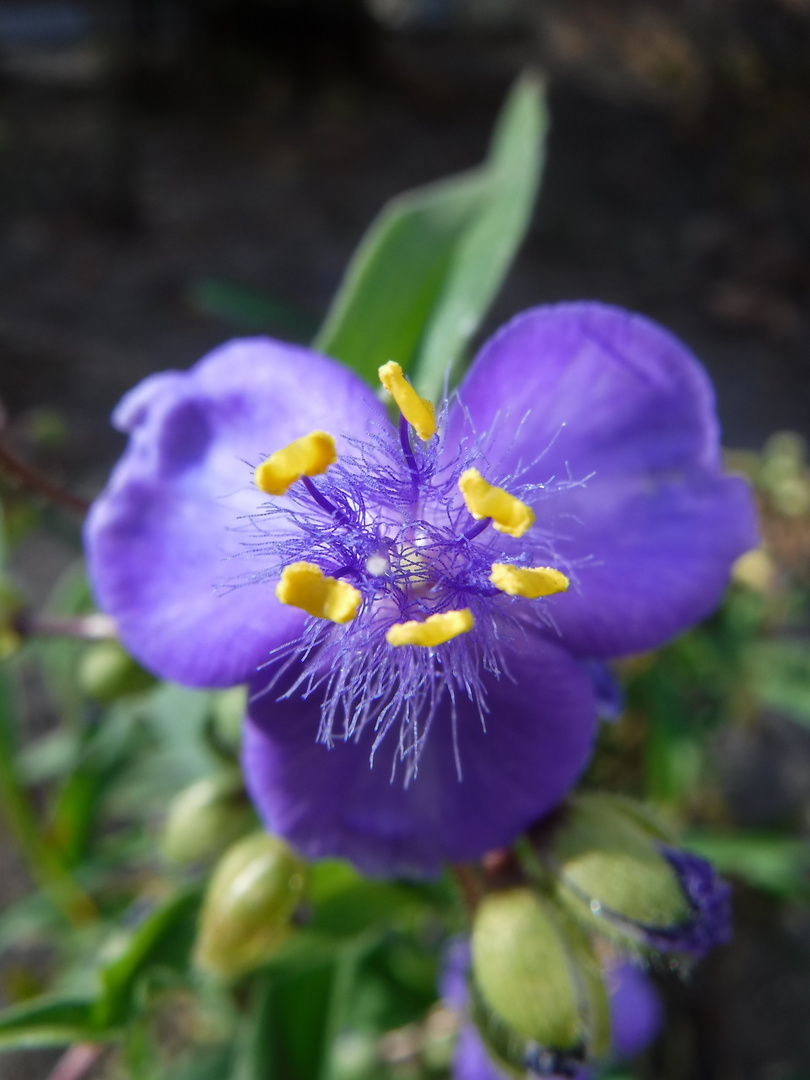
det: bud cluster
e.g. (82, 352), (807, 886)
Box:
(465, 794), (731, 1078)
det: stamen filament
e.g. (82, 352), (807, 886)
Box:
(462, 518), (492, 541)
(398, 413), (420, 483)
(302, 476), (340, 517)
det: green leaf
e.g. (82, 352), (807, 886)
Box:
(685, 830), (810, 900)
(97, 887), (201, 1026)
(0, 996), (100, 1049)
(412, 73), (548, 401)
(314, 74), (547, 395)
(752, 639), (810, 728)
(190, 278), (318, 340)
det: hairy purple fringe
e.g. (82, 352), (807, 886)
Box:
(647, 847), (732, 957)
(222, 402), (586, 779)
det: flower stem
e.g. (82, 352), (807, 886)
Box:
(450, 864), (483, 912)
(14, 612), (117, 641)
(0, 436), (89, 517)
(46, 1044), (109, 1080)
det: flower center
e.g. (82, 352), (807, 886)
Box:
(244, 361), (572, 771)
(253, 361), (569, 648)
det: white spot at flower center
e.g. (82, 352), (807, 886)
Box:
(365, 553), (389, 577)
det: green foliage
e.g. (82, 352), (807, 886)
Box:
(315, 75), (547, 399)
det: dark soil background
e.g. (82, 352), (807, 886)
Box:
(1, 1), (810, 1078)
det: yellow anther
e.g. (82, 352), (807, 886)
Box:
(386, 609), (474, 648)
(378, 361), (436, 441)
(458, 468), (535, 539)
(255, 431), (337, 496)
(490, 563), (569, 599)
(276, 562), (361, 624)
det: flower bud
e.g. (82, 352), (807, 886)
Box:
(79, 640), (156, 702)
(549, 794), (731, 956)
(470, 887), (609, 1076)
(160, 771), (254, 866)
(194, 831), (307, 979)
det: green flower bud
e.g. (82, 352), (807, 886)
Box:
(160, 771), (254, 866)
(194, 831), (308, 979)
(79, 640), (156, 702)
(471, 887), (609, 1076)
(549, 793), (691, 947)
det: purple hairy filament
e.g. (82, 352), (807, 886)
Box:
(227, 370), (574, 784)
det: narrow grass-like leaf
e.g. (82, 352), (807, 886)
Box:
(413, 73), (548, 401)
(315, 74), (546, 395)
(0, 996), (100, 1049)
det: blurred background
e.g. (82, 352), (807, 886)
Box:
(2, 1), (810, 1078)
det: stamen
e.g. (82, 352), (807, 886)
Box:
(463, 518), (492, 541)
(386, 609), (474, 648)
(458, 468), (535, 539)
(255, 431), (337, 495)
(378, 361), (436, 441)
(398, 413), (420, 482)
(489, 563), (569, 599)
(276, 562), (361, 624)
(302, 476), (340, 516)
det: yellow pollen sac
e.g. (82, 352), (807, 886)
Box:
(255, 431), (337, 496)
(458, 468), (535, 539)
(378, 361), (436, 441)
(490, 563), (570, 599)
(275, 562), (361, 624)
(386, 609), (474, 648)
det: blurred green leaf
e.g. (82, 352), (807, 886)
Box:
(315, 74), (546, 397)
(0, 665), (97, 924)
(174, 1047), (234, 1080)
(308, 860), (444, 939)
(97, 888), (201, 1027)
(685, 830), (810, 900)
(0, 996), (99, 1048)
(752, 639), (810, 728)
(412, 73), (548, 401)
(190, 279), (318, 340)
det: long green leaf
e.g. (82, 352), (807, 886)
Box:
(685, 830), (810, 901)
(314, 74), (546, 395)
(97, 888), (201, 1026)
(413, 73), (548, 400)
(0, 996), (99, 1049)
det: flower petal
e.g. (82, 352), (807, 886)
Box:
(607, 961), (663, 1059)
(242, 630), (597, 877)
(85, 338), (388, 687)
(448, 303), (757, 657)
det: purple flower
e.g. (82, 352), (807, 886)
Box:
(85, 302), (756, 877)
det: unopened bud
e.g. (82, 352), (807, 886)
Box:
(549, 794), (730, 956)
(79, 640), (156, 702)
(471, 887), (608, 1076)
(160, 771), (254, 866)
(194, 831), (307, 979)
